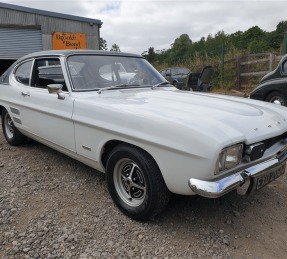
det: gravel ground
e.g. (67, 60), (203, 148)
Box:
(0, 127), (287, 259)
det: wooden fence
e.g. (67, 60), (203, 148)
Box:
(224, 53), (283, 90)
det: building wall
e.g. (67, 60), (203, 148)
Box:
(0, 8), (100, 50)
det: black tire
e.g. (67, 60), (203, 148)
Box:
(106, 144), (170, 221)
(265, 91), (287, 106)
(173, 81), (179, 88)
(1, 109), (27, 146)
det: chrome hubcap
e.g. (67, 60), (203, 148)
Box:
(270, 97), (284, 106)
(4, 113), (14, 139)
(114, 159), (146, 207)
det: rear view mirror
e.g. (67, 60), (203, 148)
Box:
(47, 84), (65, 100)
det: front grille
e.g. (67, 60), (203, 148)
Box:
(262, 132), (287, 149)
(244, 132), (287, 162)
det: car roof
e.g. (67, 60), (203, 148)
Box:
(17, 50), (143, 62)
(0, 50), (144, 83)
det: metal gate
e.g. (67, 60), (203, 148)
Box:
(0, 27), (43, 59)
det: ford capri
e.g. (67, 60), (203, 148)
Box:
(0, 50), (287, 221)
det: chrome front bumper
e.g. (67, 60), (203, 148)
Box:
(188, 155), (287, 198)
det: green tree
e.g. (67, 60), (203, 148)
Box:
(276, 21), (287, 34)
(241, 26), (266, 51)
(203, 31), (228, 56)
(229, 31), (244, 49)
(146, 47), (156, 62)
(189, 37), (205, 58)
(143, 20), (287, 71)
(266, 21), (287, 50)
(110, 44), (121, 52)
(100, 37), (108, 51)
(170, 34), (192, 64)
(247, 40), (269, 53)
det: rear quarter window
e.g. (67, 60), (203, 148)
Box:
(14, 60), (33, 86)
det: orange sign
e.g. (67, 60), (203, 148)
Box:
(52, 32), (86, 50)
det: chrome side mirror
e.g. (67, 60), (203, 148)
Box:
(47, 84), (65, 100)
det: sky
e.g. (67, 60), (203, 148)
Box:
(1, 0), (287, 54)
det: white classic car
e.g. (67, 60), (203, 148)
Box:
(1, 50), (287, 221)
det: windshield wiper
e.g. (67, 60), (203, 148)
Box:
(98, 82), (168, 94)
(97, 84), (139, 94)
(151, 81), (170, 90)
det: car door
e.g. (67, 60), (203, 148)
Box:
(10, 57), (76, 152)
(282, 59), (287, 88)
(165, 69), (172, 83)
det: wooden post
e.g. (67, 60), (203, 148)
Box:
(221, 42), (225, 85)
(269, 53), (274, 71)
(236, 56), (240, 89)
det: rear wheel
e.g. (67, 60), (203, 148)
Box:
(172, 81), (179, 88)
(1, 109), (27, 146)
(266, 92), (287, 106)
(106, 144), (170, 221)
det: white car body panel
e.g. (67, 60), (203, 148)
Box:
(68, 88), (287, 194)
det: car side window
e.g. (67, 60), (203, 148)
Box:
(14, 60), (33, 86)
(282, 60), (287, 74)
(31, 58), (68, 91)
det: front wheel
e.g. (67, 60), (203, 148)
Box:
(1, 109), (27, 146)
(265, 91), (287, 106)
(106, 144), (170, 221)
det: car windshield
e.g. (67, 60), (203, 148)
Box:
(67, 54), (166, 91)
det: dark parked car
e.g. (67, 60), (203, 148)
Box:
(250, 54), (287, 106)
(185, 65), (213, 92)
(159, 67), (191, 89)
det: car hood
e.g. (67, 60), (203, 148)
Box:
(74, 87), (287, 150)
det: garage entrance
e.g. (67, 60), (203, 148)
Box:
(0, 59), (15, 76)
(0, 26), (43, 75)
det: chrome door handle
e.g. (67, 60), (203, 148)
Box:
(21, 91), (30, 97)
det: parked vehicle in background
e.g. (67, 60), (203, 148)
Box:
(185, 65), (213, 92)
(250, 54), (287, 106)
(1, 50), (287, 221)
(159, 67), (191, 89)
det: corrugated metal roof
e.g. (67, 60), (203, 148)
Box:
(0, 2), (102, 26)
